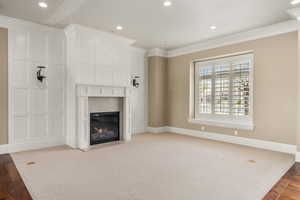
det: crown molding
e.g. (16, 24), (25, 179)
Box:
(147, 48), (168, 57)
(64, 24), (77, 36)
(167, 20), (298, 58)
(0, 15), (62, 33)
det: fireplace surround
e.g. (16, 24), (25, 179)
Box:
(76, 84), (132, 151)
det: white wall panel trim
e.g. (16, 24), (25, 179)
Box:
(7, 15), (66, 147)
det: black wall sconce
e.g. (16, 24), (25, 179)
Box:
(132, 75), (140, 88)
(37, 66), (46, 82)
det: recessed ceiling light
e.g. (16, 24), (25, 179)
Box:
(38, 2), (48, 8)
(116, 25), (123, 30)
(163, 0), (172, 7)
(297, 16), (300, 21)
(210, 26), (217, 30)
(291, 0), (300, 5)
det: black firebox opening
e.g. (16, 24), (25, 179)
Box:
(90, 112), (120, 145)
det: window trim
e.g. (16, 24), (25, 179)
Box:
(189, 51), (254, 130)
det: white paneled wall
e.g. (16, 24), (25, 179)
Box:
(0, 16), (146, 153)
(7, 18), (65, 148)
(72, 26), (132, 86)
(65, 25), (146, 147)
(131, 48), (147, 134)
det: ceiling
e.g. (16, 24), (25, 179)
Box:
(0, 0), (296, 50)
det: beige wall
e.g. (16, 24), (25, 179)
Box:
(0, 28), (8, 145)
(149, 32), (298, 145)
(148, 56), (168, 127)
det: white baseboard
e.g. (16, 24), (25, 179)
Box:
(147, 126), (297, 155)
(0, 137), (65, 155)
(146, 126), (168, 133)
(2, 127), (296, 157)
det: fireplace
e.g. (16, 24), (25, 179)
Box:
(90, 112), (120, 145)
(76, 85), (131, 151)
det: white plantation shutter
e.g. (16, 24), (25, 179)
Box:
(214, 64), (230, 115)
(232, 60), (250, 116)
(194, 53), (253, 128)
(198, 66), (213, 114)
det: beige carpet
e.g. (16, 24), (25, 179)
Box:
(12, 133), (294, 200)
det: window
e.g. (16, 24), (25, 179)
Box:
(191, 53), (254, 130)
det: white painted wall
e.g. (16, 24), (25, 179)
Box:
(0, 15), (65, 152)
(65, 25), (146, 147)
(130, 48), (147, 134)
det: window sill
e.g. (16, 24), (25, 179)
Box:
(188, 118), (254, 131)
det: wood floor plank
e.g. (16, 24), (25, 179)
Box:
(0, 154), (32, 200)
(263, 163), (300, 200)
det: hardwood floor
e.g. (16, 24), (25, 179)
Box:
(263, 163), (300, 200)
(0, 154), (32, 200)
(0, 153), (298, 200)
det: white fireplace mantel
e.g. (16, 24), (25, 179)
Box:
(76, 84), (132, 151)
